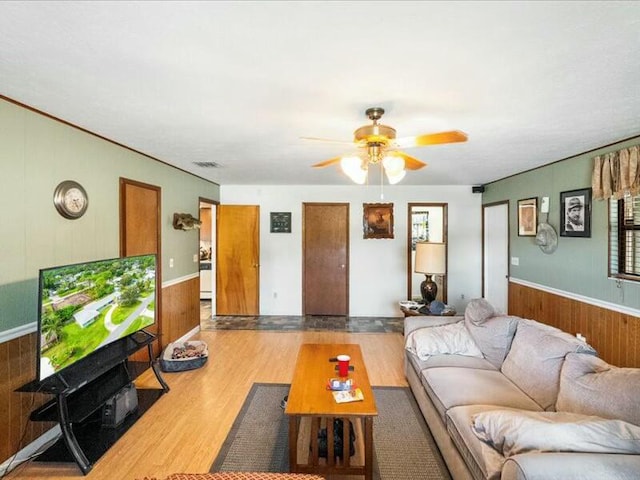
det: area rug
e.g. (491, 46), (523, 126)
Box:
(211, 383), (451, 480)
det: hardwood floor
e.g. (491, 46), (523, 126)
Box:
(8, 329), (406, 480)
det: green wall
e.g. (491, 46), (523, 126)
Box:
(483, 135), (640, 311)
(0, 98), (219, 333)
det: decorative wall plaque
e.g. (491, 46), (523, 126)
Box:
(270, 212), (291, 233)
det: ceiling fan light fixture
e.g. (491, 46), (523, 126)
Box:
(340, 156), (368, 184)
(382, 155), (406, 185)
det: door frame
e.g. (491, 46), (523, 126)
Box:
(482, 200), (510, 313)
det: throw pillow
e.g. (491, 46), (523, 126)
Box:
(464, 298), (496, 325)
(464, 315), (519, 368)
(500, 319), (596, 410)
(405, 321), (483, 360)
(557, 353), (640, 426)
(472, 409), (640, 458)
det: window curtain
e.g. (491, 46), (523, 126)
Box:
(592, 145), (639, 200)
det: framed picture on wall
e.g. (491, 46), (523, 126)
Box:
(560, 188), (592, 237)
(270, 212), (291, 233)
(363, 203), (394, 239)
(517, 197), (537, 236)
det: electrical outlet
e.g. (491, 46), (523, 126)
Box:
(511, 257), (519, 266)
(169, 258), (174, 268)
(193, 254), (198, 263)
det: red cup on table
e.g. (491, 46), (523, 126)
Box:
(337, 354), (350, 377)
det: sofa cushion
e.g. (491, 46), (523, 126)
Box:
(501, 319), (596, 411)
(465, 315), (519, 368)
(464, 298), (496, 325)
(421, 367), (542, 422)
(407, 350), (497, 372)
(472, 409), (640, 458)
(446, 404), (514, 480)
(406, 322), (483, 360)
(502, 452), (640, 480)
(557, 353), (640, 426)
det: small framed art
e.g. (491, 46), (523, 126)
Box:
(517, 197), (537, 236)
(363, 203), (394, 239)
(560, 188), (591, 237)
(270, 212), (291, 233)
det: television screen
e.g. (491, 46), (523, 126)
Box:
(37, 254), (157, 381)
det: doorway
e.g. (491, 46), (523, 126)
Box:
(199, 199), (217, 322)
(407, 203), (448, 303)
(483, 201), (509, 313)
(303, 203), (349, 315)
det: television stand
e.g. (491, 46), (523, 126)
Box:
(17, 332), (169, 475)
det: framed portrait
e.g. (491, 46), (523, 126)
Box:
(517, 197), (537, 236)
(560, 188), (592, 237)
(363, 203), (394, 239)
(270, 212), (291, 233)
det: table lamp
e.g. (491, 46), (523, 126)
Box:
(414, 242), (446, 304)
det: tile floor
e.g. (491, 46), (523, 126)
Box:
(200, 301), (404, 333)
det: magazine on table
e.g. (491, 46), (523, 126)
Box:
(332, 388), (364, 403)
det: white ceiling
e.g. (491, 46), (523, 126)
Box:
(2, 1), (640, 186)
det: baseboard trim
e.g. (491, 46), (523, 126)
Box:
(175, 325), (201, 343)
(510, 277), (640, 318)
(0, 425), (61, 476)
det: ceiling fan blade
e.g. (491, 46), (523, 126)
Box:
(311, 156), (343, 168)
(389, 151), (428, 170)
(394, 130), (468, 148)
(300, 136), (356, 146)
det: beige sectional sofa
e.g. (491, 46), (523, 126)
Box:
(404, 298), (640, 480)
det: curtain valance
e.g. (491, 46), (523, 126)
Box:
(592, 145), (639, 200)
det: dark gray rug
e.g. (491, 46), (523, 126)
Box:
(211, 383), (451, 480)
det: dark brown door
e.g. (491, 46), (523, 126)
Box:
(120, 178), (162, 358)
(303, 203), (349, 315)
(216, 205), (260, 315)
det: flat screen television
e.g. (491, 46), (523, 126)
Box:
(36, 254), (157, 381)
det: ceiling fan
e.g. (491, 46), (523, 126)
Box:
(305, 107), (468, 184)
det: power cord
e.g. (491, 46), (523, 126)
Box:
(0, 383), (60, 478)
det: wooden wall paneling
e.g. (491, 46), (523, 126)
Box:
(162, 277), (200, 343)
(0, 334), (55, 463)
(509, 282), (640, 367)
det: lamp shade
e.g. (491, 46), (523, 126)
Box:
(414, 242), (446, 274)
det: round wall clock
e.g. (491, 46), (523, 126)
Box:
(53, 180), (89, 219)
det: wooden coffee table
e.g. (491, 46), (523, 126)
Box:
(285, 343), (377, 480)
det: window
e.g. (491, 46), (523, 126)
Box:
(610, 194), (640, 280)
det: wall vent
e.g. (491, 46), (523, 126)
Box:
(193, 161), (221, 168)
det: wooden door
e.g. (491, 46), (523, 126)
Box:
(303, 203), (349, 315)
(120, 178), (162, 358)
(216, 205), (260, 315)
(483, 201), (509, 313)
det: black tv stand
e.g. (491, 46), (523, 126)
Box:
(18, 332), (169, 475)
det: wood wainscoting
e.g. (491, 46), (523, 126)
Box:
(0, 333), (56, 463)
(162, 276), (200, 343)
(509, 281), (640, 368)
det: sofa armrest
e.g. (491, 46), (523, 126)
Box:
(502, 452), (640, 480)
(404, 315), (463, 338)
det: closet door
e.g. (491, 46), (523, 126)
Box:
(483, 201), (509, 313)
(303, 203), (349, 315)
(216, 205), (260, 315)
(120, 178), (162, 358)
